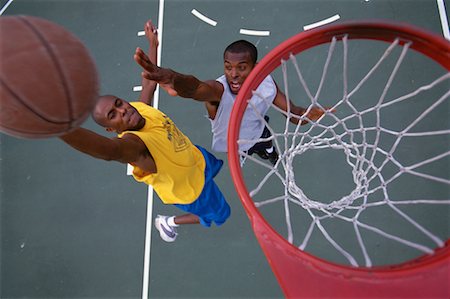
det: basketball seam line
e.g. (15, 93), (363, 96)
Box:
(0, 77), (70, 125)
(19, 16), (75, 126)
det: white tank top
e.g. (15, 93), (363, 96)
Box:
(209, 74), (277, 152)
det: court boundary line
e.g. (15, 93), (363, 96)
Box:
(141, 1), (164, 299)
(436, 0), (449, 40)
(0, 0), (13, 15)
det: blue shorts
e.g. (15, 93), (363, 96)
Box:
(174, 145), (231, 227)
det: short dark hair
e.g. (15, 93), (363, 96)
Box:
(224, 40), (258, 64)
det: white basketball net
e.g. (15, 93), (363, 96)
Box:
(237, 35), (450, 267)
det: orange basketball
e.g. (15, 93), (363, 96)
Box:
(0, 15), (99, 138)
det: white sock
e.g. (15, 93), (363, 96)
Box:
(167, 216), (178, 227)
(266, 146), (274, 153)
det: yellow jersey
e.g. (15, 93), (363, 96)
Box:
(119, 102), (206, 204)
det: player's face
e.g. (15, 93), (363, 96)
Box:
(96, 97), (145, 133)
(224, 51), (255, 94)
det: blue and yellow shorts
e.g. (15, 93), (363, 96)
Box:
(174, 145), (231, 227)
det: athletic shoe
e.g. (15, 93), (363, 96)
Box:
(254, 147), (279, 165)
(266, 149), (279, 165)
(154, 215), (177, 242)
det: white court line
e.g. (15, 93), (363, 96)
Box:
(133, 86), (143, 92)
(437, 0), (450, 40)
(239, 28), (270, 36)
(191, 9), (217, 26)
(303, 14), (340, 31)
(0, 0), (14, 15)
(137, 30), (145, 36)
(141, 1), (165, 298)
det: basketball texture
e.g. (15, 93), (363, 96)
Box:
(0, 15), (99, 138)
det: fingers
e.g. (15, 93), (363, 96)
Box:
(134, 48), (159, 81)
(151, 22), (158, 34)
(145, 20), (152, 30)
(145, 20), (158, 35)
(134, 47), (153, 70)
(135, 47), (146, 57)
(305, 107), (326, 121)
(306, 106), (336, 121)
(134, 47), (149, 63)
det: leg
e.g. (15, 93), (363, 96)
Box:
(155, 147), (228, 242)
(174, 213), (200, 225)
(247, 116), (278, 165)
(154, 211), (202, 242)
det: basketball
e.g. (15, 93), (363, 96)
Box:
(0, 15), (99, 138)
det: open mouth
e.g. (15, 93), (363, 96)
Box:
(230, 81), (241, 92)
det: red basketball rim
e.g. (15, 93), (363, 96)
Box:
(227, 20), (450, 273)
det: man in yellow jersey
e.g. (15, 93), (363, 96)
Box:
(59, 20), (230, 242)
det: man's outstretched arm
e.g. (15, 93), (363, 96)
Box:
(59, 128), (149, 166)
(139, 20), (159, 106)
(134, 47), (223, 102)
(273, 85), (334, 125)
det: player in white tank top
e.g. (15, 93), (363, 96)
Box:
(210, 74), (276, 152)
(134, 40), (330, 165)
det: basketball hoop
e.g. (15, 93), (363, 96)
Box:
(228, 20), (450, 298)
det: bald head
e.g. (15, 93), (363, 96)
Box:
(91, 95), (145, 133)
(92, 95), (116, 127)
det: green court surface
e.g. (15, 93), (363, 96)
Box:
(1, 0), (448, 298)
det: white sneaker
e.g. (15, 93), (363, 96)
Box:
(154, 215), (178, 242)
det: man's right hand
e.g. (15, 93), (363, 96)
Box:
(134, 47), (178, 96)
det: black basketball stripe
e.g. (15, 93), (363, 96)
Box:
(0, 77), (70, 125)
(18, 16), (75, 125)
(0, 120), (66, 137)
